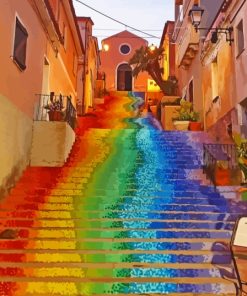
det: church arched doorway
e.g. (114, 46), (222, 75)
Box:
(117, 63), (132, 91)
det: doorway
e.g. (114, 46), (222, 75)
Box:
(42, 57), (50, 94)
(39, 56), (50, 120)
(117, 63), (132, 91)
(240, 97), (247, 137)
(188, 79), (194, 105)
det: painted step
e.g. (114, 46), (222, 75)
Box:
(0, 240), (231, 251)
(7, 196), (230, 207)
(0, 281), (236, 295)
(0, 228), (233, 240)
(0, 210), (240, 221)
(0, 219), (234, 230)
(0, 203), (244, 213)
(0, 252), (232, 264)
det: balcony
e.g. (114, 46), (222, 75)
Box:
(30, 93), (76, 167)
(177, 23), (199, 68)
(34, 93), (76, 129)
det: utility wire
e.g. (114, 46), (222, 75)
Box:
(74, 0), (160, 39)
(94, 35), (157, 39)
(94, 28), (163, 31)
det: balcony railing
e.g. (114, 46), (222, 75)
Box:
(35, 93), (77, 129)
(177, 23), (199, 68)
(203, 144), (238, 186)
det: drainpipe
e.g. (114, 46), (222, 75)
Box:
(83, 20), (89, 114)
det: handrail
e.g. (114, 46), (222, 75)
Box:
(203, 143), (238, 186)
(34, 93), (77, 130)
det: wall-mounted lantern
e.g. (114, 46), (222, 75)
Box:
(189, 4), (234, 45)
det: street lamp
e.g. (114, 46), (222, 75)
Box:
(149, 44), (156, 52)
(189, 4), (204, 32)
(189, 4), (234, 45)
(102, 43), (109, 52)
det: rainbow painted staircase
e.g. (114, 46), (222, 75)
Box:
(0, 92), (246, 295)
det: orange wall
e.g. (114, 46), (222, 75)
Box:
(0, 0), (46, 118)
(202, 40), (235, 130)
(174, 0), (203, 118)
(100, 31), (149, 91)
(160, 22), (175, 80)
(50, 0), (78, 95)
(0, 0), (82, 197)
(232, 1), (247, 105)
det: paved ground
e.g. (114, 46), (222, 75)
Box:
(0, 92), (246, 295)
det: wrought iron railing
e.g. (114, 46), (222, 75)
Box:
(203, 144), (238, 186)
(35, 93), (77, 129)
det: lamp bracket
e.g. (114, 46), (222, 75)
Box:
(195, 26), (234, 45)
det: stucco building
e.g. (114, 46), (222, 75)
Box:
(160, 21), (176, 81)
(77, 17), (100, 114)
(200, 0), (247, 141)
(173, 0), (225, 127)
(100, 30), (149, 92)
(0, 0), (84, 197)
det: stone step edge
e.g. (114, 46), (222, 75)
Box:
(12, 293), (237, 296)
(0, 217), (235, 223)
(0, 249), (230, 255)
(0, 276), (237, 285)
(0, 226), (233, 233)
(0, 262), (234, 269)
(0, 237), (231, 243)
(0, 216), (238, 222)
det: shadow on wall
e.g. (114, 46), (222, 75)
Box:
(0, 160), (27, 199)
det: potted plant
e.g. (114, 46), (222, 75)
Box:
(189, 111), (202, 131)
(233, 133), (247, 184)
(172, 99), (192, 130)
(215, 160), (231, 186)
(44, 93), (65, 121)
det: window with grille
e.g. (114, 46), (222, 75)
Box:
(13, 18), (28, 70)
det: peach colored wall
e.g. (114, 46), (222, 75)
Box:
(0, 0), (81, 197)
(49, 0), (58, 15)
(0, 0), (46, 197)
(174, 0), (203, 118)
(160, 22), (175, 80)
(201, 0), (247, 139)
(52, 1), (78, 97)
(202, 39), (235, 131)
(100, 31), (149, 91)
(178, 52), (203, 114)
(31, 121), (75, 167)
(77, 19), (99, 113)
(232, 1), (247, 104)
(0, 0), (46, 118)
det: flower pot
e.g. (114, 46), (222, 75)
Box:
(150, 105), (157, 117)
(215, 167), (230, 186)
(173, 120), (190, 131)
(189, 121), (202, 131)
(48, 110), (63, 121)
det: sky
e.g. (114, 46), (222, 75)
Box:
(73, 0), (175, 49)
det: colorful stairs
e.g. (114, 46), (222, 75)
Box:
(0, 92), (246, 295)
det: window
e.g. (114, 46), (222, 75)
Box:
(62, 23), (67, 49)
(120, 44), (131, 55)
(73, 53), (77, 76)
(211, 57), (219, 100)
(236, 20), (245, 56)
(13, 18), (28, 70)
(179, 5), (183, 21)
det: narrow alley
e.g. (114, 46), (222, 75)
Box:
(0, 92), (246, 295)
